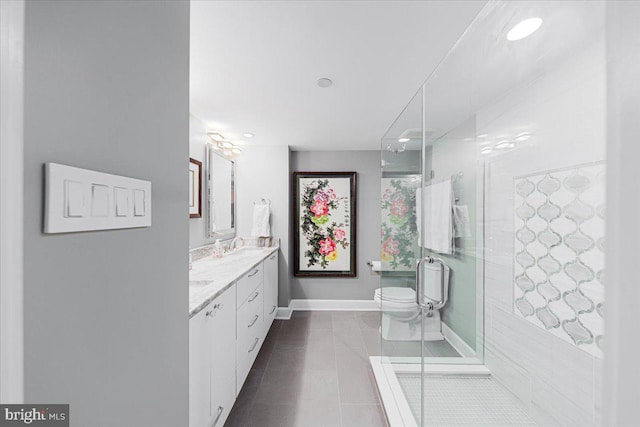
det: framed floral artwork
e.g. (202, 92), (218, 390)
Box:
(381, 173), (421, 273)
(293, 172), (357, 277)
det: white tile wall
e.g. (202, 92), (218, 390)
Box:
(480, 40), (606, 425)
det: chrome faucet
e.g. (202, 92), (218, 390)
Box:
(229, 237), (244, 251)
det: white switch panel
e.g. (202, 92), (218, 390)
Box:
(45, 163), (152, 233)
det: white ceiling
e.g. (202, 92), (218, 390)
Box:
(190, 1), (486, 151)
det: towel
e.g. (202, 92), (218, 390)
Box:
(416, 179), (454, 254)
(453, 205), (471, 238)
(251, 202), (271, 237)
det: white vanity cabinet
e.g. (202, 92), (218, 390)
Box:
(263, 252), (278, 334)
(188, 286), (236, 427)
(189, 248), (279, 427)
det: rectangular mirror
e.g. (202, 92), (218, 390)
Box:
(206, 146), (235, 240)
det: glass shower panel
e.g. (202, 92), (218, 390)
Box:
(377, 1), (607, 426)
(420, 0), (605, 425)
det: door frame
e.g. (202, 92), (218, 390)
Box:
(0, 0), (25, 403)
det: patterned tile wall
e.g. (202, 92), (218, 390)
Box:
(513, 163), (605, 358)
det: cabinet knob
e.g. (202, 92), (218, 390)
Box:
(205, 310), (215, 318)
(214, 303), (224, 310)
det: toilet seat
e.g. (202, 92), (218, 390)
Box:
(374, 287), (417, 310)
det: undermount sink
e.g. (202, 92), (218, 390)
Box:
(228, 247), (266, 255)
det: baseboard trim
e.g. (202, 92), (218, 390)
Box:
(275, 306), (292, 320)
(442, 322), (475, 358)
(289, 299), (379, 311)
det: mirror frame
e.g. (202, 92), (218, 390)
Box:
(206, 145), (236, 240)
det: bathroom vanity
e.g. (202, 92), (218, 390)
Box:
(188, 246), (278, 427)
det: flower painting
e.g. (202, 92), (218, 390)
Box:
(381, 174), (420, 272)
(293, 172), (357, 277)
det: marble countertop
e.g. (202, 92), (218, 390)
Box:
(189, 246), (278, 318)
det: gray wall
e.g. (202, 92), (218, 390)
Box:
(23, 2), (189, 426)
(236, 146), (291, 306)
(290, 151), (381, 300)
(604, 1), (640, 425)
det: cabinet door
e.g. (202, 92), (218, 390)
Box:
(189, 307), (211, 427)
(263, 252), (279, 333)
(210, 287), (237, 427)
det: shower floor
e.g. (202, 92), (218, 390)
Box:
(397, 374), (537, 426)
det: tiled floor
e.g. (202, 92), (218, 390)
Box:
(225, 311), (389, 427)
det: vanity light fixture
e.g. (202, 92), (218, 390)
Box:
(231, 147), (242, 155)
(477, 134), (489, 138)
(507, 17), (542, 41)
(398, 137), (411, 143)
(495, 140), (512, 149)
(480, 147), (493, 155)
(218, 140), (233, 149)
(515, 132), (531, 141)
(207, 132), (225, 142)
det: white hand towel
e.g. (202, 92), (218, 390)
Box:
(453, 205), (471, 238)
(420, 178), (454, 254)
(251, 203), (271, 237)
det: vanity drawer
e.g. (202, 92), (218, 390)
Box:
(236, 263), (263, 308)
(236, 334), (262, 396)
(237, 283), (263, 347)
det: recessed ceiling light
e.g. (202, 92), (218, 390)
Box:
(317, 78), (333, 88)
(480, 147), (493, 154)
(243, 133), (254, 138)
(398, 137), (411, 143)
(477, 134), (489, 138)
(507, 17), (542, 41)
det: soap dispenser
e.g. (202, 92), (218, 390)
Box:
(213, 239), (224, 258)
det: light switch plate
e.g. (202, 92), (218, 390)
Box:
(44, 163), (152, 233)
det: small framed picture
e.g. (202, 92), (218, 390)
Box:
(293, 171), (357, 277)
(189, 158), (202, 218)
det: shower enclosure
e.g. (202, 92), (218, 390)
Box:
(372, 1), (606, 426)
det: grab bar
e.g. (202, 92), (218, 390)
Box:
(415, 256), (447, 310)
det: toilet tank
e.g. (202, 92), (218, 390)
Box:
(422, 261), (450, 305)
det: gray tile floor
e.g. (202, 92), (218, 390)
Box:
(225, 311), (389, 427)
(225, 310), (461, 427)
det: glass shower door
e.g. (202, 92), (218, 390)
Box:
(379, 87), (425, 426)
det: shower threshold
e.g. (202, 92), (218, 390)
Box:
(370, 357), (537, 427)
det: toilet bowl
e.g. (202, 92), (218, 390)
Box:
(374, 261), (450, 342)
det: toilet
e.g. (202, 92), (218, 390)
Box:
(374, 261), (450, 341)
